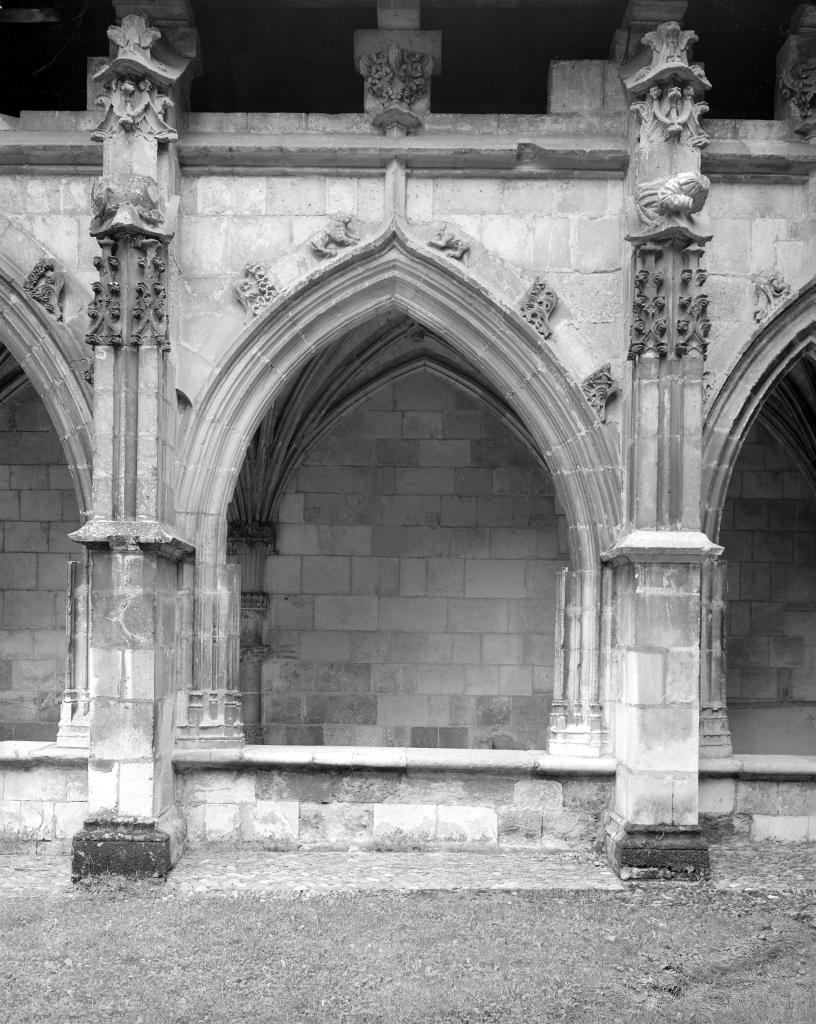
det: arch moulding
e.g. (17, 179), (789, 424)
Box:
(177, 220), (623, 571)
(703, 276), (816, 541)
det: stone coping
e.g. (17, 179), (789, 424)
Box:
(172, 744), (618, 775)
(700, 755), (816, 780)
(0, 741), (88, 768)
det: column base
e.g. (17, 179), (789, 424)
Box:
(605, 815), (710, 881)
(547, 703), (608, 757)
(71, 807), (186, 881)
(699, 705), (733, 758)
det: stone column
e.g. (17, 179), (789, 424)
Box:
(605, 21), (719, 879)
(354, 0), (441, 134)
(68, 14), (194, 878)
(548, 568), (605, 756)
(699, 558), (732, 757)
(777, 5), (816, 141)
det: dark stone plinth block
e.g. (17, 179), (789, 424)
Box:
(606, 826), (710, 881)
(71, 821), (172, 881)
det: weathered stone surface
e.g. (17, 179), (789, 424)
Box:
(71, 822), (173, 880)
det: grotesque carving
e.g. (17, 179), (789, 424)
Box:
(86, 238), (122, 348)
(233, 264), (278, 318)
(132, 237), (169, 350)
(427, 224), (469, 260)
(780, 58), (816, 130)
(90, 174), (166, 238)
(520, 278), (558, 340)
(635, 172), (710, 229)
(310, 214), (360, 258)
(23, 257), (64, 320)
(629, 243), (667, 360)
(753, 269), (792, 324)
(632, 83), (709, 148)
(359, 44), (432, 110)
(582, 365), (616, 422)
(675, 243), (710, 358)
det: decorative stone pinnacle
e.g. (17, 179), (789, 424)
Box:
(625, 20), (711, 96)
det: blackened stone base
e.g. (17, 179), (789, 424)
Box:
(606, 820), (710, 881)
(72, 822), (172, 881)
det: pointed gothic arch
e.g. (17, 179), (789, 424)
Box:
(177, 222), (622, 570)
(0, 255), (93, 514)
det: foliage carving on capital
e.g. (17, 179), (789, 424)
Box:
(23, 257), (64, 320)
(520, 277), (558, 340)
(753, 269), (792, 324)
(582, 365), (616, 422)
(625, 21), (711, 95)
(629, 242), (667, 360)
(675, 243), (710, 359)
(427, 224), (469, 260)
(360, 44), (432, 110)
(233, 264), (278, 318)
(310, 214), (360, 258)
(631, 83), (709, 148)
(93, 76), (176, 143)
(86, 238), (122, 348)
(132, 237), (169, 350)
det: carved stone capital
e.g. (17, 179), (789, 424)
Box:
(23, 257), (64, 320)
(227, 520), (276, 556)
(520, 277), (558, 340)
(86, 233), (170, 351)
(90, 173), (172, 240)
(582, 365), (617, 421)
(675, 242), (710, 358)
(753, 269), (792, 324)
(427, 224), (469, 260)
(624, 20), (710, 96)
(93, 75), (176, 144)
(629, 242), (667, 360)
(233, 264), (278, 318)
(310, 214), (360, 259)
(631, 82), (709, 149)
(354, 28), (441, 133)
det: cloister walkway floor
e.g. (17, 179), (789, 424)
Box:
(1, 842), (815, 899)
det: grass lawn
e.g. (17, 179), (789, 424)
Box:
(2, 882), (815, 1023)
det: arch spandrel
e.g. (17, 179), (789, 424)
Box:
(0, 253), (93, 515)
(176, 221), (622, 568)
(703, 275), (816, 540)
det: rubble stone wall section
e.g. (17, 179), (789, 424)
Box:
(0, 388), (82, 741)
(261, 371), (568, 749)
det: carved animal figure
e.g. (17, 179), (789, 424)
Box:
(90, 174), (165, 234)
(310, 214), (360, 258)
(428, 225), (470, 260)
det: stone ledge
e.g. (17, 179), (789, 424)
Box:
(0, 742), (88, 769)
(700, 754), (816, 780)
(172, 744), (617, 776)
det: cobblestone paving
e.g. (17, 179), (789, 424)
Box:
(1, 840), (815, 899)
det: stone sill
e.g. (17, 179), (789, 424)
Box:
(173, 744), (617, 775)
(700, 755), (816, 781)
(0, 741), (88, 768)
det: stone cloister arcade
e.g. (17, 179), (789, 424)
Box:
(1, 0), (816, 878)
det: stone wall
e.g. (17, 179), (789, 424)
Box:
(0, 750), (88, 853)
(177, 763), (612, 850)
(260, 369), (568, 749)
(721, 421), (816, 754)
(0, 386), (82, 740)
(700, 773), (816, 843)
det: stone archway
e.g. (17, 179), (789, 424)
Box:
(703, 279), (816, 755)
(176, 223), (622, 752)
